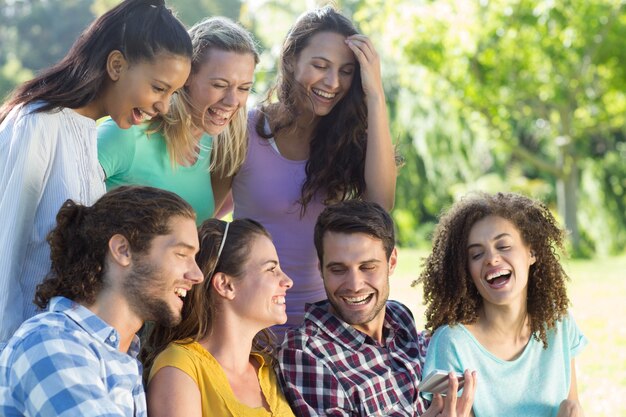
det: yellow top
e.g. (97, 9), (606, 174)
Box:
(149, 341), (295, 417)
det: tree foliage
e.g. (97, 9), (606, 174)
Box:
(355, 0), (626, 255)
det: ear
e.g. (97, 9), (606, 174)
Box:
(529, 249), (537, 266)
(212, 272), (236, 300)
(106, 50), (128, 82)
(388, 247), (398, 276)
(108, 234), (132, 267)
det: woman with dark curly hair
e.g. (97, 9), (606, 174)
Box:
(419, 192), (587, 417)
(217, 6), (397, 334)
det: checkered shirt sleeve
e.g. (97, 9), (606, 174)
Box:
(0, 299), (146, 417)
(0, 328), (144, 417)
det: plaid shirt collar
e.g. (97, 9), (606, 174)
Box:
(304, 300), (413, 349)
(48, 296), (141, 357)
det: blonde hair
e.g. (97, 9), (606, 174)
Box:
(149, 16), (259, 177)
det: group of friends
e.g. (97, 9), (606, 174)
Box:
(0, 0), (586, 416)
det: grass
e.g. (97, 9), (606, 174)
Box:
(389, 249), (626, 417)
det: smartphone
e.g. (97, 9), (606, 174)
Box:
(419, 370), (465, 395)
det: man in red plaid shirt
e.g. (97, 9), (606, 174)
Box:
(278, 200), (476, 416)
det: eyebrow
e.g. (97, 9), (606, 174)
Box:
(209, 77), (253, 85)
(172, 242), (198, 252)
(467, 233), (512, 249)
(153, 79), (173, 90)
(324, 259), (381, 268)
(311, 56), (356, 67)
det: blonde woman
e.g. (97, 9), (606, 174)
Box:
(98, 17), (258, 223)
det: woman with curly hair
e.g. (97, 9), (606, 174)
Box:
(419, 192), (587, 417)
(143, 219), (295, 417)
(217, 6), (397, 334)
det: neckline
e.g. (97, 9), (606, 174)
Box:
(259, 112), (308, 163)
(175, 133), (212, 171)
(185, 342), (271, 412)
(457, 323), (533, 364)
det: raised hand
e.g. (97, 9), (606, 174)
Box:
(345, 34), (384, 100)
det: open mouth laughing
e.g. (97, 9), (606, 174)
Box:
(485, 270), (512, 289)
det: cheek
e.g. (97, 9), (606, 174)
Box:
(295, 67), (316, 85)
(468, 261), (481, 283)
(341, 75), (355, 90)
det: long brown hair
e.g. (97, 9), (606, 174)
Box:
(0, 0), (192, 123)
(257, 6), (367, 214)
(142, 218), (277, 373)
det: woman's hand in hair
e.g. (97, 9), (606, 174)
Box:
(345, 34), (384, 102)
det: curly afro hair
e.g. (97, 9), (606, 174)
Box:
(417, 192), (570, 348)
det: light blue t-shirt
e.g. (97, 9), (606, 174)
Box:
(423, 312), (587, 417)
(98, 119), (214, 224)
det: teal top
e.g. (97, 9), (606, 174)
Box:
(423, 312), (587, 417)
(97, 119), (214, 224)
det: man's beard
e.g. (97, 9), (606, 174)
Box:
(125, 258), (181, 328)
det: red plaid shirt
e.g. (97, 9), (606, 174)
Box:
(278, 300), (430, 416)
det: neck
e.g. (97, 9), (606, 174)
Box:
(85, 288), (143, 353)
(271, 103), (318, 143)
(198, 311), (261, 374)
(73, 99), (105, 121)
(331, 304), (387, 345)
(478, 299), (529, 339)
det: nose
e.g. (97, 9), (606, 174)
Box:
(343, 269), (365, 292)
(154, 93), (174, 115)
(187, 260), (204, 284)
(324, 70), (340, 90)
(222, 88), (238, 107)
(485, 249), (501, 265)
(281, 272), (294, 290)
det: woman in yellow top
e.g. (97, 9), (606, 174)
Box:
(143, 218), (295, 417)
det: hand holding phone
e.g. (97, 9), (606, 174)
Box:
(419, 370), (465, 395)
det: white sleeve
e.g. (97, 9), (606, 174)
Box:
(0, 109), (55, 342)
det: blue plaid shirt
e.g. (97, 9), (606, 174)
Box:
(0, 296), (146, 417)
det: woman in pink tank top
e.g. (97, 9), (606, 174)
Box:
(218, 6), (397, 338)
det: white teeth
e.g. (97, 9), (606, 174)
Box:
(209, 107), (233, 120)
(273, 296), (286, 305)
(174, 288), (187, 298)
(312, 88), (336, 99)
(343, 294), (372, 305)
(137, 109), (153, 121)
(486, 270), (510, 281)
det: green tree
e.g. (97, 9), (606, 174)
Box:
(356, 0), (626, 254)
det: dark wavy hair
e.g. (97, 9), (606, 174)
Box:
(257, 6), (367, 214)
(314, 200), (395, 265)
(417, 192), (570, 348)
(34, 186), (196, 308)
(142, 218), (276, 373)
(0, 0), (192, 123)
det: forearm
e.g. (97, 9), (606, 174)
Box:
(363, 93), (396, 211)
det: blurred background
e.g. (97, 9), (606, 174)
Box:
(1, 0), (624, 414)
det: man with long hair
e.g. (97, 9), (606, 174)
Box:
(0, 186), (203, 417)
